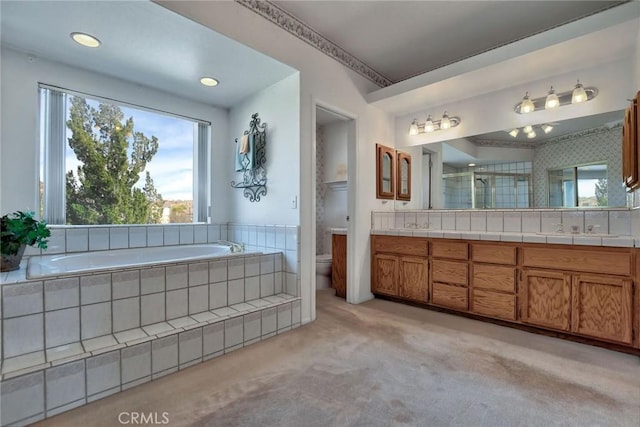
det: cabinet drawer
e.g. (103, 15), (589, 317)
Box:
(432, 282), (468, 311)
(472, 264), (515, 293)
(431, 241), (468, 260)
(472, 244), (516, 265)
(472, 289), (516, 321)
(432, 259), (468, 286)
(373, 236), (428, 257)
(522, 247), (631, 276)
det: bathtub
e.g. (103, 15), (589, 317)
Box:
(27, 244), (242, 279)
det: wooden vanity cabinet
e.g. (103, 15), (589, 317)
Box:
(332, 234), (347, 299)
(371, 235), (639, 351)
(571, 274), (633, 345)
(371, 236), (428, 302)
(470, 243), (517, 321)
(521, 269), (572, 331)
(521, 246), (635, 345)
(431, 241), (469, 311)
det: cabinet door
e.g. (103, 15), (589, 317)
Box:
(372, 254), (399, 296)
(399, 256), (428, 302)
(332, 234), (347, 299)
(571, 274), (633, 344)
(522, 269), (571, 331)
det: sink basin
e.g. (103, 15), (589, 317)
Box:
(536, 232), (619, 238)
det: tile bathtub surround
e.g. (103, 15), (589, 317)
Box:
(2, 281), (43, 318)
(2, 251), (287, 363)
(0, 295), (301, 425)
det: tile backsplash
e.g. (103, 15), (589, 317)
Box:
(372, 209), (637, 237)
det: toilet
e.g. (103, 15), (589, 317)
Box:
(315, 254), (332, 289)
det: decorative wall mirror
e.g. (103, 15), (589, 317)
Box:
(376, 143), (395, 199)
(396, 151), (411, 201)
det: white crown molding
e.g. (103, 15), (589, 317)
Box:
(236, 0), (393, 88)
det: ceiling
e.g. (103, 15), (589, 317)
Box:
(273, 0), (624, 84)
(0, 1), (296, 108)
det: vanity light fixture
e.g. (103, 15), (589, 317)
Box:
(545, 86), (559, 109)
(70, 32), (101, 48)
(408, 112), (461, 135)
(572, 80), (588, 104)
(519, 92), (535, 113)
(507, 123), (554, 139)
(514, 81), (597, 113)
(200, 77), (219, 87)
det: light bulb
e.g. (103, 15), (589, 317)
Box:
(409, 119), (419, 136)
(440, 112), (451, 130)
(509, 128), (519, 138)
(70, 32), (101, 48)
(542, 124), (553, 133)
(572, 80), (587, 103)
(520, 92), (535, 113)
(527, 130), (537, 139)
(523, 125), (533, 134)
(545, 86), (559, 109)
(424, 115), (434, 132)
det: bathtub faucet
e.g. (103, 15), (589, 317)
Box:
(217, 240), (245, 253)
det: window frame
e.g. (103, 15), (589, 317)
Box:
(39, 83), (211, 225)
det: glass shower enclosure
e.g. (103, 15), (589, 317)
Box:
(443, 171), (532, 209)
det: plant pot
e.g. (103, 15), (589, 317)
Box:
(1, 244), (26, 272)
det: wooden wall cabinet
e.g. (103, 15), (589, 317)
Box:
(332, 234), (347, 299)
(623, 92), (639, 190)
(376, 144), (395, 199)
(396, 151), (411, 201)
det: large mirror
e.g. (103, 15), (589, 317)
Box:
(396, 109), (625, 209)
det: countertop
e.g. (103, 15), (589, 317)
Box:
(371, 228), (637, 248)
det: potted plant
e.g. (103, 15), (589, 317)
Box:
(1, 211), (51, 272)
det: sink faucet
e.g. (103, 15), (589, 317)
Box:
(216, 240), (245, 253)
(555, 223), (564, 233)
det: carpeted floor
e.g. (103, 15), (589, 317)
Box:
(37, 290), (640, 426)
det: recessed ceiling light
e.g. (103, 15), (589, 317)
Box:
(200, 77), (219, 87)
(468, 163), (476, 167)
(70, 32), (101, 48)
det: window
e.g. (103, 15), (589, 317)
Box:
(39, 85), (210, 224)
(548, 163), (608, 207)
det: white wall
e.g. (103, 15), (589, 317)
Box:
(322, 121), (348, 182)
(227, 73), (300, 225)
(395, 58), (635, 149)
(160, 1), (396, 323)
(317, 121), (348, 254)
(0, 47), (230, 221)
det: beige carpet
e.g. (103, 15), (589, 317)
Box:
(37, 290), (640, 426)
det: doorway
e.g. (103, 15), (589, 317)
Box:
(314, 105), (354, 299)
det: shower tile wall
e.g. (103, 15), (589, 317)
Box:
(444, 162), (531, 209)
(533, 125), (624, 207)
